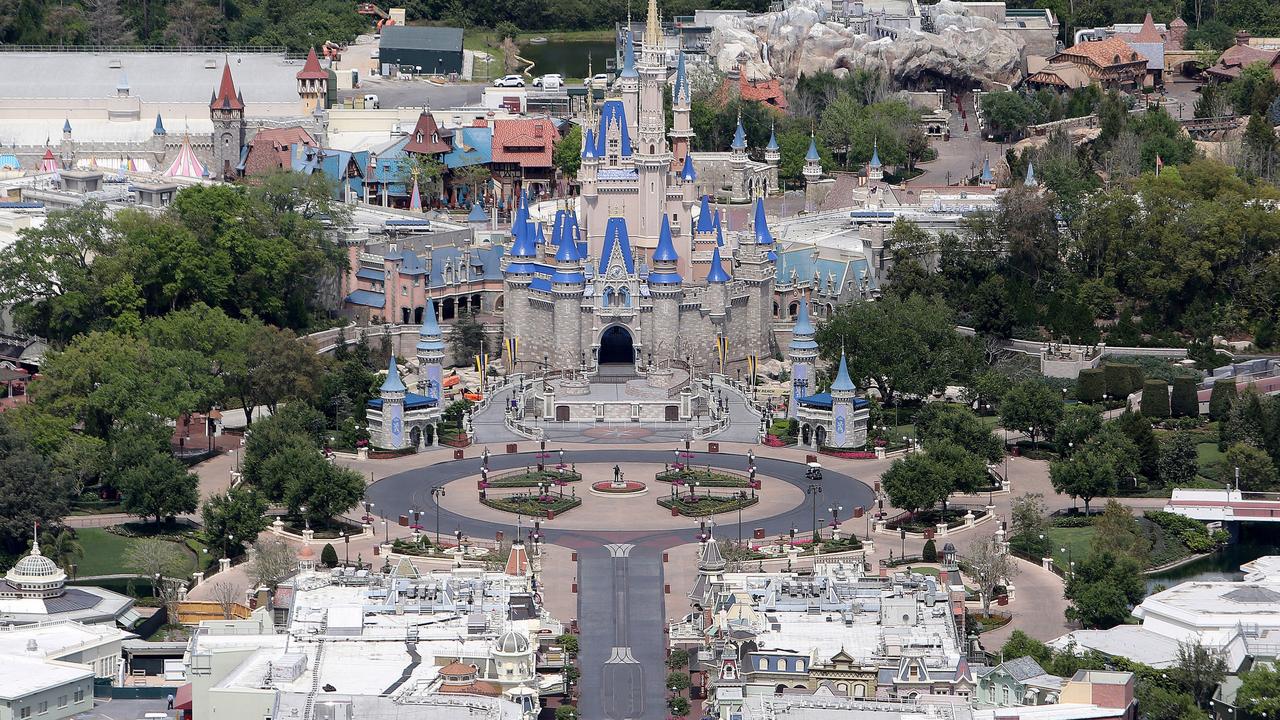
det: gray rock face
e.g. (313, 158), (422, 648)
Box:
(709, 0), (1025, 88)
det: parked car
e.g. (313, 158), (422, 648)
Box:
(363, 94), (380, 108)
(585, 73), (610, 89)
(533, 73), (563, 89)
(493, 74), (526, 87)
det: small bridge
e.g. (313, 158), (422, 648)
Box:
(1165, 489), (1280, 523)
(1180, 115), (1240, 139)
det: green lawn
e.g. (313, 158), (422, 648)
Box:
(74, 527), (198, 578)
(1046, 526), (1095, 573)
(1197, 442), (1225, 481)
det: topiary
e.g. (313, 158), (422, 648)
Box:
(1104, 363), (1132, 399)
(1140, 379), (1170, 418)
(321, 543), (338, 568)
(1209, 378), (1237, 421)
(922, 538), (937, 562)
(1077, 368), (1105, 403)
(1170, 376), (1198, 418)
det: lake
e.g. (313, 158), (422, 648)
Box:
(1145, 525), (1280, 594)
(517, 40), (615, 79)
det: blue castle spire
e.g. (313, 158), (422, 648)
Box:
(753, 198), (773, 245)
(467, 200), (488, 223)
(869, 137), (881, 168)
(731, 115), (747, 151)
(695, 195), (715, 233)
(582, 128), (596, 159)
(766, 126), (778, 151)
(654, 215), (679, 262)
(620, 30), (638, 78)
(806, 135), (820, 162)
(680, 153), (697, 182)
(417, 298), (445, 351)
(153, 113), (166, 135)
(62, 119), (72, 134)
(831, 349), (856, 392)
(980, 156), (993, 184)
(789, 299), (817, 350)
(673, 52), (690, 103)
(380, 357), (406, 393)
(706, 246), (730, 283)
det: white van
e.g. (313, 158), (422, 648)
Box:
(363, 94), (380, 108)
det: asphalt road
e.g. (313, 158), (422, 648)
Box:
(364, 449), (874, 720)
(338, 78), (484, 109)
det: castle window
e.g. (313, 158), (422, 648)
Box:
(758, 658), (768, 671)
(416, 132), (423, 143)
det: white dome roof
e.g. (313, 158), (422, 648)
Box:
(12, 553), (59, 578)
(4, 532), (67, 593)
(495, 629), (529, 655)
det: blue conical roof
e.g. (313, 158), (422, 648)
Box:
(654, 215), (679, 262)
(582, 128), (596, 159)
(417, 298), (445, 351)
(806, 135), (819, 162)
(766, 126), (778, 151)
(551, 209), (565, 246)
(380, 356), (407, 393)
(673, 52), (690, 104)
(706, 246), (730, 283)
(831, 349), (856, 392)
(714, 212), (724, 246)
(680, 153), (697, 182)
(695, 196), (714, 233)
(555, 223), (582, 262)
(509, 214), (537, 258)
(980, 156), (993, 183)
(153, 113), (166, 135)
(753, 198), (773, 245)
(620, 30), (638, 78)
(62, 119), (72, 134)
(731, 118), (747, 150)
(789, 299), (818, 351)
(869, 138), (881, 168)
(467, 200), (488, 223)
(1025, 162), (1037, 187)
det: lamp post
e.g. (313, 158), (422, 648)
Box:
(342, 532), (350, 565)
(806, 482), (822, 550)
(828, 505), (843, 540)
(900, 527), (907, 558)
(382, 518), (389, 544)
(431, 485), (446, 546)
(300, 505), (309, 531)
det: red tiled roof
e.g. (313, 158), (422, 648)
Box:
(242, 126), (317, 176)
(404, 112), (452, 155)
(737, 72), (789, 110)
(210, 63), (244, 111)
(297, 47), (328, 80)
(491, 118), (559, 166)
(1132, 12), (1164, 43)
(1055, 37), (1147, 68)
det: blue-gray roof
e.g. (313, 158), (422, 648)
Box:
(442, 126), (492, 168)
(582, 128), (596, 159)
(599, 216), (635, 274)
(869, 138), (881, 168)
(831, 351), (856, 392)
(620, 29), (638, 78)
(356, 267), (383, 282)
(797, 393), (869, 409)
(597, 100), (632, 157)
(153, 113), (166, 135)
(346, 289), (385, 308)
(680, 153), (697, 182)
(695, 195), (715, 233)
(706, 246), (730, 283)
(806, 135), (820, 162)
(753, 198), (773, 245)
(368, 391), (438, 410)
(417, 297), (445, 351)
(653, 215), (679, 263)
(467, 200), (488, 222)
(731, 118), (747, 150)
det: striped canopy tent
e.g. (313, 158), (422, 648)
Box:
(164, 135), (206, 178)
(38, 149), (58, 174)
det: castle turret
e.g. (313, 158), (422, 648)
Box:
(803, 134), (823, 211)
(868, 137), (883, 182)
(59, 119), (73, 168)
(551, 214), (586, 370)
(979, 155), (993, 186)
(618, 28), (639, 138)
(210, 62), (246, 181)
(377, 357), (407, 449)
(829, 348), (864, 448)
(416, 297), (445, 399)
(648, 216), (683, 363)
(467, 200), (488, 233)
(787, 298), (817, 418)
(153, 114), (166, 136)
(764, 124), (780, 167)
(633, 0), (672, 258)
(1024, 162), (1037, 188)
(579, 127), (598, 204)
(730, 114), (748, 200)
(503, 197), (538, 373)
(670, 52), (694, 168)
(675, 154), (697, 276)
(296, 47), (329, 114)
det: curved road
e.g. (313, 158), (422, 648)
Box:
(365, 450), (875, 720)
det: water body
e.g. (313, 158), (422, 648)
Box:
(518, 40), (615, 78)
(1145, 525), (1280, 594)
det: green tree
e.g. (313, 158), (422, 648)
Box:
(981, 91), (1035, 141)
(666, 670), (691, 691)
(666, 648), (690, 670)
(1141, 379), (1171, 418)
(1136, 683), (1207, 720)
(110, 414), (198, 524)
(1001, 380), (1064, 444)
(882, 453), (950, 514)
(555, 633), (579, 655)
(553, 124), (583, 178)
(201, 486), (269, 555)
(1172, 641), (1227, 708)
(1092, 500), (1151, 567)
(39, 528), (84, 575)
(1111, 410), (1159, 481)
(1064, 551), (1146, 628)
(914, 404), (1003, 462)
(1009, 493), (1051, 557)
(1158, 431), (1200, 488)
(667, 695), (690, 717)
(1000, 630), (1053, 667)
(1050, 447), (1118, 515)
(450, 310), (488, 367)
(922, 538), (937, 562)
(1224, 443), (1277, 491)
(283, 462), (365, 528)
(1231, 61), (1280, 117)
(320, 543), (338, 568)
(1055, 404), (1103, 457)
(0, 416), (74, 554)
(1238, 664), (1280, 716)
(554, 706), (579, 720)
(817, 295), (971, 406)
(1242, 112), (1279, 180)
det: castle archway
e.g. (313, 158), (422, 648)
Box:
(599, 325), (635, 365)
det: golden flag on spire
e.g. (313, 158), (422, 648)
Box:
(644, 0), (661, 49)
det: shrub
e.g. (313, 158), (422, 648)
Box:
(1078, 368), (1105, 403)
(1104, 363), (1135, 398)
(320, 543), (338, 568)
(666, 649), (690, 670)
(1170, 377), (1198, 417)
(1209, 378), (1237, 421)
(1127, 365), (1145, 394)
(666, 671), (691, 691)
(922, 538), (937, 562)
(1140, 379), (1170, 418)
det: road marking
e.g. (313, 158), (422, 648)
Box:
(605, 543), (634, 558)
(604, 646), (639, 664)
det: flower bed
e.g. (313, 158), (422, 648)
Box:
(884, 507), (986, 533)
(818, 447), (878, 459)
(656, 468), (750, 488)
(481, 493), (581, 517)
(763, 434), (794, 447)
(658, 494), (758, 517)
(485, 469), (582, 488)
(591, 480), (647, 493)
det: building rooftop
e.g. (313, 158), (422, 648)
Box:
(0, 654), (92, 700)
(0, 618), (132, 658)
(379, 26), (465, 53)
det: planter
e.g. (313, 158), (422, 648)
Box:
(590, 480), (648, 497)
(657, 494), (758, 517)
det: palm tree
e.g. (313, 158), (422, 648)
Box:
(40, 529), (84, 578)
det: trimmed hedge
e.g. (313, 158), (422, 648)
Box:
(1140, 379), (1170, 418)
(1127, 365), (1145, 394)
(1209, 378), (1237, 421)
(1078, 368), (1105, 403)
(1105, 363), (1141, 398)
(1170, 376), (1198, 418)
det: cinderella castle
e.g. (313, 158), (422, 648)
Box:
(500, 0), (781, 376)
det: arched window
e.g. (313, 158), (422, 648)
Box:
(854, 684), (866, 698)
(604, 288), (616, 307)
(759, 658), (769, 671)
(796, 660), (805, 672)
(619, 288), (631, 307)
(788, 302), (799, 318)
